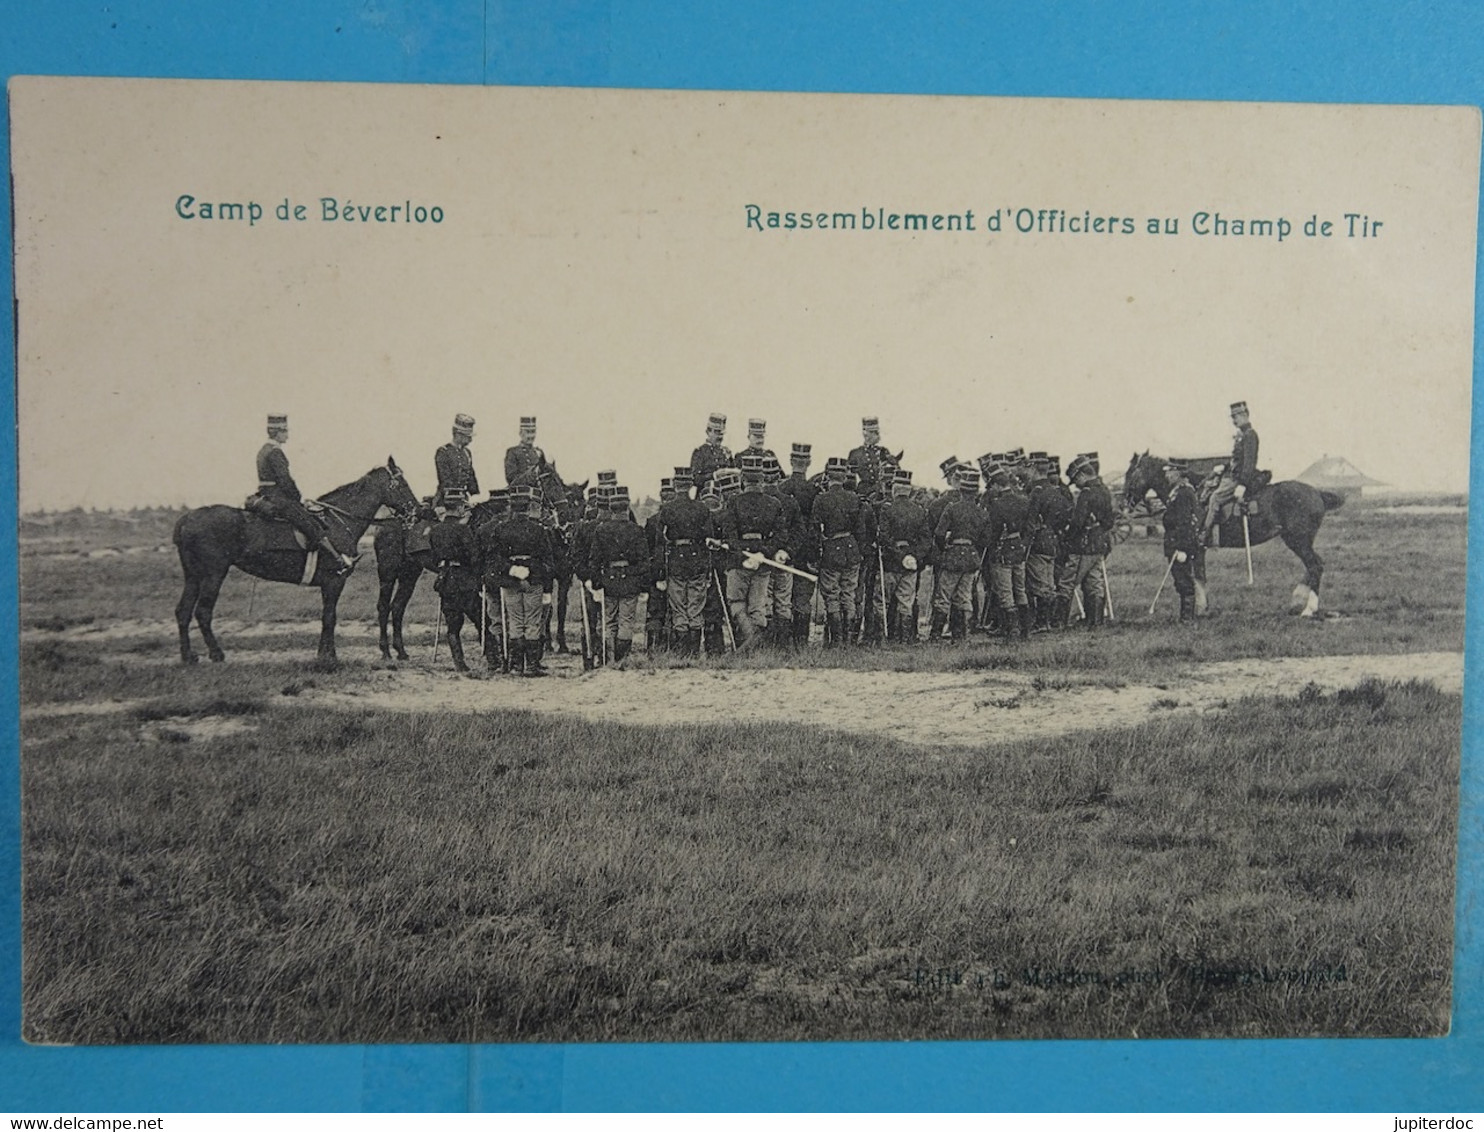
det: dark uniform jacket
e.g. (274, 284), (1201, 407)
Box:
(811, 484), (873, 570)
(482, 514), (557, 590)
(656, 496), (716, 580)
(780, 474), (823, 568)
(434, 442), (479, 506)
(721, 489), (786, 570)
(1230, 426), (1261, 489)
(847, 444), (898, 497)
(571, 514), (601, 583)
(1067, 479), (1117, 556)
(1162, 481), (1202, 558)
(256, 442), (300, 503)
(934, 495), (990, 573)
(1025, 480), (1071, 558)
(689, 442), (734, 490)
(428, 517), (482, 602)
(767, 486), (804, 561)
(588, 518), (652, 597)
(877, 498), (932, 572)
(925, 492), (956, 566)
(984, 486), (1032, 566)
(503, 443), (547, 487)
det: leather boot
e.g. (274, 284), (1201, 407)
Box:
(1053, 596), (1071, 629)
(526, 638), (549, 676)
(615, 638), (632, 665)
(949, 609), (965, 643)
(1179, 594), (1196, 623)
(897, 613), (915, 645)
(929, 609), (948, 641)
(1019, 605), (1033, 640)
(1086, 595), (1102, 630)
(825, 613), (842, 648)
(447, 630), (468, 672)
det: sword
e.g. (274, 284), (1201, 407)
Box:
(1149, 553), (1176, 616)
(1243, 514), (1254, 585)
(1101, 556), (1115, 621)
(713, 569), (737, 652)
(499, 585), (511, 673)
(578, 577), (594, 670)
(708, 541), (819, 583)
(431, 600), (442, 663)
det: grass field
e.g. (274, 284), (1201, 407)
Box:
(16, 496), (1467, 1043)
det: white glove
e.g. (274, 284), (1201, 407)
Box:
(509, 564), (530, 580)
(586, 581), (602, 597)
(656, 580), (668, 592)
(541, 592), (552, 606)
(705, 537), (724, 550)
(1174, 550), (1188, 563)
(775, 550), (790, 565)
(1234, 485), (1246, 501)
(902, 554), (917, 571)
(742, 551), (763, 571)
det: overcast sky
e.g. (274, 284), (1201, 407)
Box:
(11, 79), (1478, 511)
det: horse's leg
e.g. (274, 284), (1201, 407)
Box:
(176, 574), (201, 664)
(193, 566), (231, 662)
(318, 575), (346, 664)
(556, 573), (570, 653)
(376, 574), (396, 660)
(1281, 530), (1323, 616)
(390, 564), (419, 661)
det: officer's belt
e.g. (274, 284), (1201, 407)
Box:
(510, 554), (532, 562)
(826, 532), (854, 540)
(438, 560), (464, 568)
(951, 538), (975, 546)
(258, 481), (277, 488)
(894, 540), (911, 548)
(741, 532), (763, 540)
(670, 539), (694, 546)
(608, 559), (631, 568)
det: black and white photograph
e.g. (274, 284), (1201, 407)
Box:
(10, 76), (1476, 1044)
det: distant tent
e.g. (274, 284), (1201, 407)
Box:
(1295, 454), (1386, 499)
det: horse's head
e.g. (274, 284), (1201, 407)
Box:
(379, 456), (420, 521)
(1123, 450), (1159, 510)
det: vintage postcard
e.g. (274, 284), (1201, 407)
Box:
(10, 76), (1477, 1043)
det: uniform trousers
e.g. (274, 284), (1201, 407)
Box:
(602, 593), (642, 642)
(499, 583), (546, 641)
(666, 575), (709, 632)
(1026, 553), (1057, 601)
(1058, 553), (1107, 613)
(1204, 474), (1238, 531)
(859, 558), (887, 632)
(882, 569), (920, 625)
(988, 561), (1028, 610)
(933, 570), (977, 614)
(769, 568), (794, 624)
(726, 566), (771, 630)
(818, 565), (860, 621)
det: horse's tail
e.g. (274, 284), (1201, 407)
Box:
(1319, 490), (1346, 512)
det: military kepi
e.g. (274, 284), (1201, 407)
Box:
(267, 413), (287, 431)
(453, 412), (475, 436)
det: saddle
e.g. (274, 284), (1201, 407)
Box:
(241, 495), (322, 554)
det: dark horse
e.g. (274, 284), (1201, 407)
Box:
(174, 458), (418, 664)
(373, 465), (588, 661)
(1122, 451), (1345, 615)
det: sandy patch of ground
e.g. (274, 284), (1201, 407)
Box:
(290, 650), (1463, 749)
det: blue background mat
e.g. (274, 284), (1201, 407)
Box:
(2, 0), (1481, 1111)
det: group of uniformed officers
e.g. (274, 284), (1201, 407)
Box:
(257, 406), (1220, 675)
